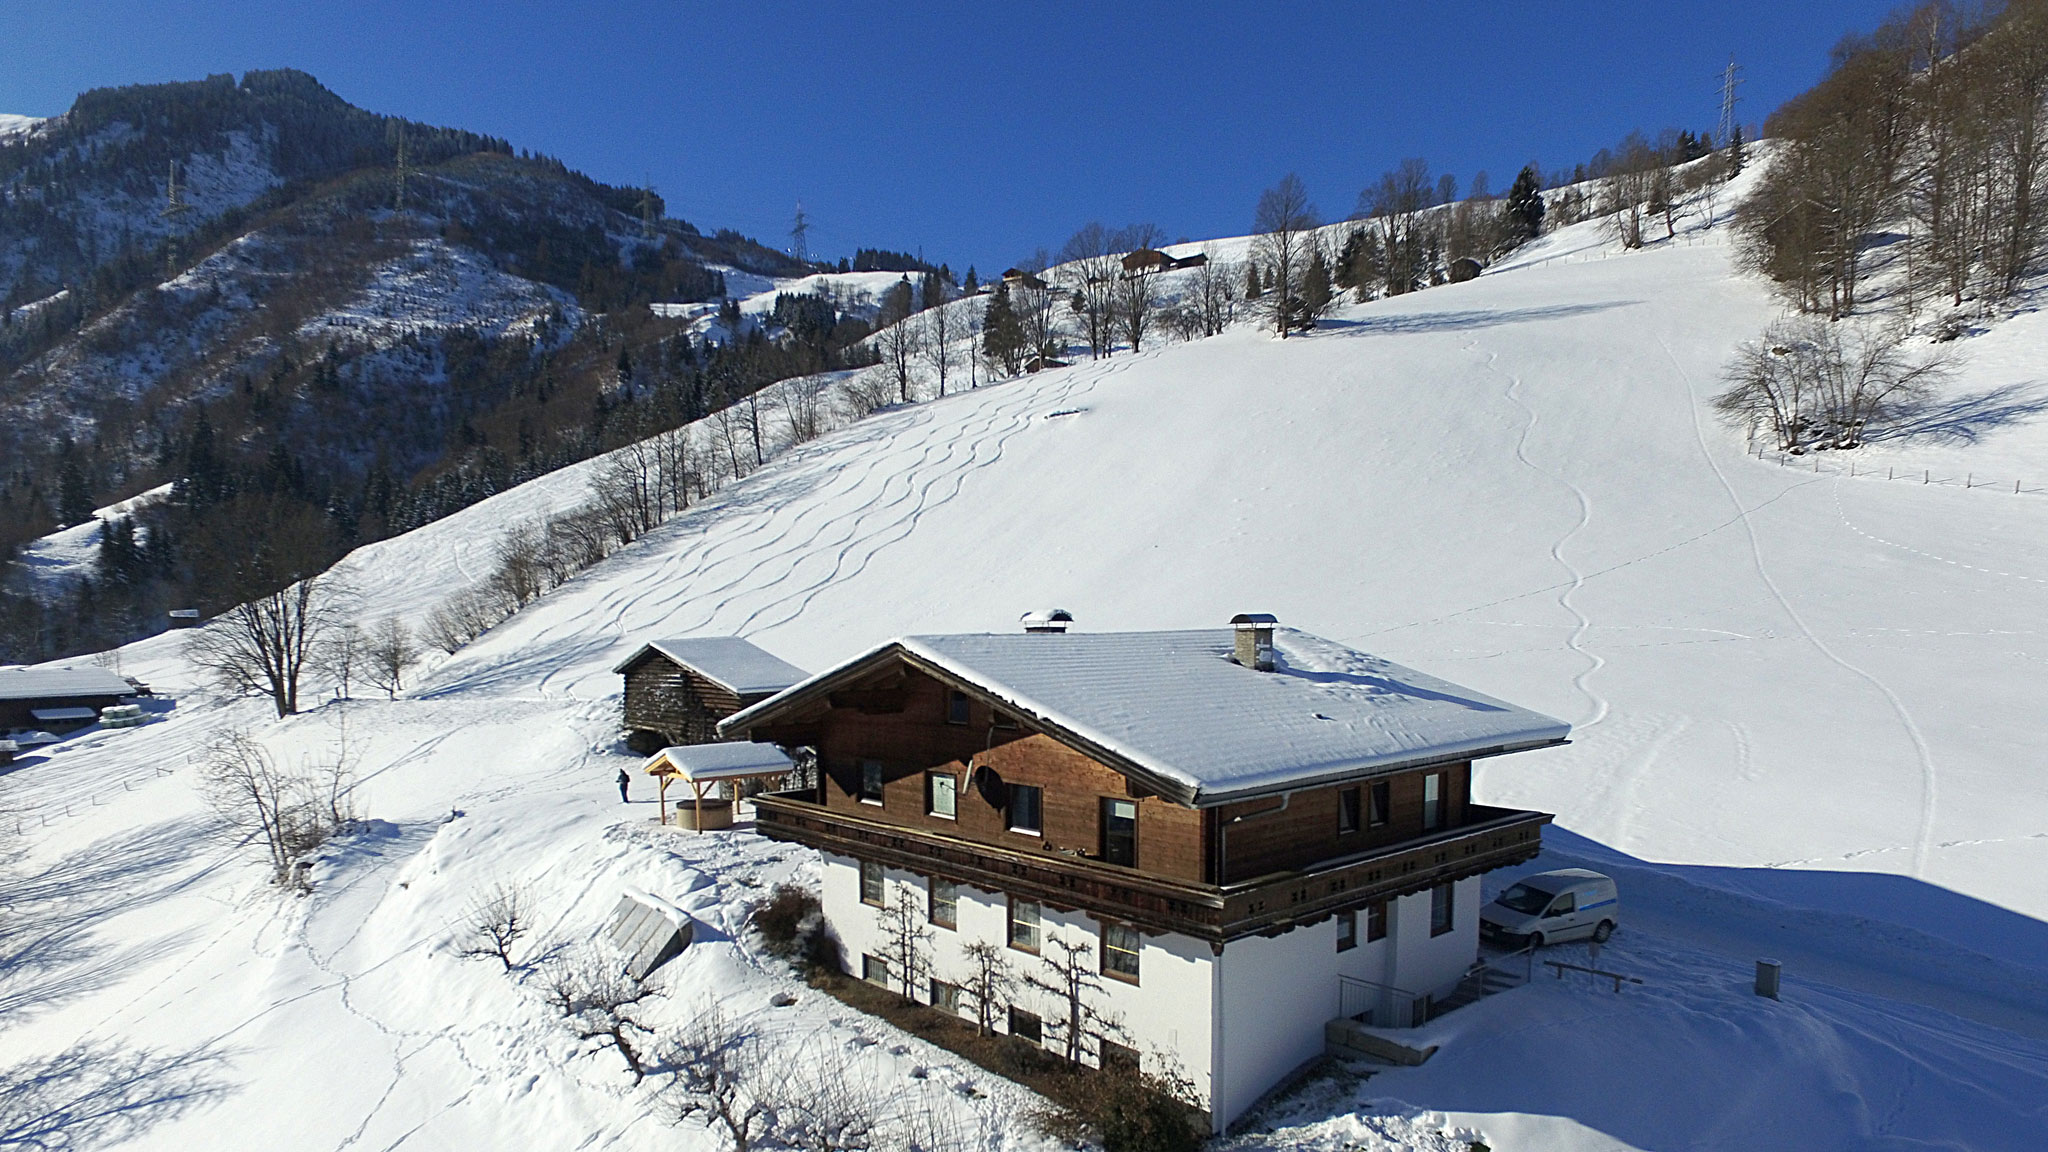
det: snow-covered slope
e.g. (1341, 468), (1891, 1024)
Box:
(7, 202), (2048, 1150)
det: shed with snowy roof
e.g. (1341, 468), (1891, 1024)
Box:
(612, 636), (807, 753)
(0, 667), (139, 734)
(720, 613), (1571, 1134)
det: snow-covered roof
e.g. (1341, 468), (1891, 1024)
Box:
(724, 627), (1570, 806)
(610, 637), (806, 696)
(643, 741), (796, 781)
(0, 667), (138, 702)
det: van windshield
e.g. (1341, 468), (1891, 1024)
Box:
(1495, 883), (1553, 915)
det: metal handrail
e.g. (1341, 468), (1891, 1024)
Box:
(1338, 974), (1426, 1028)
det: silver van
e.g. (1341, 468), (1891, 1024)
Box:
(1480, 868), (1619, 948)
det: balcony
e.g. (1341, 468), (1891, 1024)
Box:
(751, 793), (1549, 943)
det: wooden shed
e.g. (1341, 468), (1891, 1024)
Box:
(613, 637), (806, 753)
(0, 667), (139, 734)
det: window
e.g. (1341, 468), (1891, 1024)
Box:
(1101, 798), (1137, 866)
(858, 760), (885, 805)
(928, 771), (958, 819)
(1008, 784), (1043, 835)
(1422, 772), (1443, 831)
(946, 689), (971, 725)
(862, 954), (891, 987)
(1008, 897), (1041, 952)
(1430, 882), (1454, 937)
(929, 878), (958, 929)
(1366, 899), (1388, 942)
(931, 980), (964, 1016)
(1102, 921), (1141, 981)
(1337, 786), (1361, 834)
(1368, 780), (1390, 827)
(992, 710), (1018, 729)
(1100, 1039), (1141, 1072)
(1546, 892), (1576, 918)
(1336, 909), (1357, 952)
(1008, 1007), (1042, 1045)
(860, 860), (885, 906)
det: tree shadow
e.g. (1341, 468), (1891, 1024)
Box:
(1871, 380), (2048, 445)
(0, 1040), (235, 1149)
(1314, 300), (1639, 336)
(0, 815), (224, 1025)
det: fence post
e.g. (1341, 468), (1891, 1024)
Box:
(1924, 470), (1930, 484)
(1966, 473), (1973, 489)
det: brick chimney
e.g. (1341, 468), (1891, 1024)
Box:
(1231, 613), (1277, 671)
(1021, 608), (1074, 634)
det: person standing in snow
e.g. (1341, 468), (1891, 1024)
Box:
(617, 769), (631, 803)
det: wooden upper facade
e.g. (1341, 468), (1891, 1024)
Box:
(615, 637), (806, 749)
(728, 626), (1563, 943)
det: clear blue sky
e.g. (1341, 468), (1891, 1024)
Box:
(4, 1), (1896, 274)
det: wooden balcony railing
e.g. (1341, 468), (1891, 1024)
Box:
(751, 793), (1549, 943)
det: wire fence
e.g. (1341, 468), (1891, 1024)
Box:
(1748, 443), (2046, 497)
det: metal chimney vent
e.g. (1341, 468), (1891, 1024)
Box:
(1021, 608), (1074, 634)
(1231, 613), (1278, 671)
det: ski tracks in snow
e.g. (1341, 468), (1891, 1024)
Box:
(1489, 346), (1610, 731)
(1663, 337), (1941, 878)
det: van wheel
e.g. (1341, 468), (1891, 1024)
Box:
(1592, 920), (1615, 944)
(1526, 932), (1545, 950)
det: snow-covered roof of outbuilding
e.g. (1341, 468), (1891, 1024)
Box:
(610, 637), (807, 696)
(0, 667), (138, 702)
(643, 741), (796, 782)
(723, 627), (1570, 806)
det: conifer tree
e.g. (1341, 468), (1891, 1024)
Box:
(1504, 165), (1546, 249)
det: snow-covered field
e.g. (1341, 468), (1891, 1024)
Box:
(6, 196), (2048, 1150)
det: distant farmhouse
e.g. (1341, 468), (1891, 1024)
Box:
(721, 613), (1569, 1133)
(0, 667), (140, 735)
(613, 637), (806, 753)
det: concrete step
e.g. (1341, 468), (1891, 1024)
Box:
(1324, 1017), (1437, 1066)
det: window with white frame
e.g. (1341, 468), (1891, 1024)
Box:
(1422, 772), (1443, 830)
(927, 771), (958, 819)
(1008, 783), (1042, 834)
(1008, 897), (1041, 952)
(1336, 908), (1357, 952)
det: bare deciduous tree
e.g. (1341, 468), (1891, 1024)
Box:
(1714, 316), (1955, 450)
(544, 947), (659, 1082)
(1023, 935), (1128, 1064)
(874, 884), (932, 1005)
(1253, 174), (1319, 337)
(959, 938), (1015, 1038)
(363, 615), (419, 699)
(186, 575), (348, 718)
(665, 1007), (772, 1151)
(458, 881), (532, 972)
(198, 731), (343, 887)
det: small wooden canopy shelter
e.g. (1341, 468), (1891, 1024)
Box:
(642, 742), (796, 828)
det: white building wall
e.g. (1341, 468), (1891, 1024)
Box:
(819, 852), (1483, 1135)
(817, 851), (1215, 1103)
(1387, 875), (1484, 1000)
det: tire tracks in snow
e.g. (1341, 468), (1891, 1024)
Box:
(1662, 335), (1940, 877)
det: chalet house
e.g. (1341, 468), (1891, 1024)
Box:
(613, 637), (806, 753)
(1000, 268), (1052, 292)
(1167, 252), (1210, 272)
(1120, 248), (1171, 275)
(0, 667), (140, 735)
(721, 614), (1569, 1132)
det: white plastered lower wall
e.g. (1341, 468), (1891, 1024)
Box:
(819, 851), (1215, 1096)
(820, 853), (1481, 1134)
